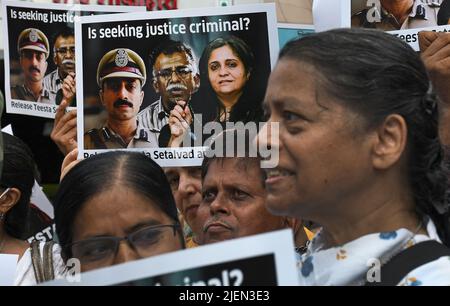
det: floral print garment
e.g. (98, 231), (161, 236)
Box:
(297, 218), (450, 286)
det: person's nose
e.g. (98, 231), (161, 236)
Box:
(31, 54), (40, 66)
(117, 82), (129, 99)
(170, 68), (181, 82)
(209, 193), (230, 216)
(218, 65), (229, 77)
(113, 241), (140, 265)
(65, 49), (75, 59)
(178, 173), (200, 200)
(255, 116), (281, 166)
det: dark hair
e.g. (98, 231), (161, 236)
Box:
(279, 28), (450, 246)
(1, 133), (38, 239)
(199, 36), (262, 123)
(149, 40), (196, 76)
(201, 36), (254, 76)
(201, 128), (265, 187)
(53, 151), (183, 259)
(52, 27), (74, 49)
(438, 0), (450, 25)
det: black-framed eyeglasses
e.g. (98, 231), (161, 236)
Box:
(55, 47), (75, 55)
(67, 223), (180, 265)
(155, 66), (192, 80)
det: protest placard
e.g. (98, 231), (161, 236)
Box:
(75, 3), (279, 166)
(43, 229), (298, 286)
(0, 254), (18, 286)
(2, 1), (145, 119)
(351, 0), (450, 51)
(313, 0), (450, 50)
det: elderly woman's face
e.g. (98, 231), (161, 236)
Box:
(208, 45), (248, 99)
(257, 59), (373, 220)
(70, 186), (183, 272)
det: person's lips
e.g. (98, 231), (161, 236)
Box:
(264, 167), (295, 185)
(184, 203), (199, 217)
(203, 220), (232, 233)
(218, 80), (233, 85)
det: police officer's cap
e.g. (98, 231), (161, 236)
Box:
(97, 48), (146, 87)
(17, 28), (49, 59)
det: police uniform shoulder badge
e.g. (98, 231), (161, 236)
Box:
(29, 29), (38, 43)
(115, 49), (128, 67)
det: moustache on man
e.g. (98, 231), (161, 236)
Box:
(113, 99), (133, 108)
(29, 66), (40, 74)
(62, 59), (75, 65)
(167, 83), (188, 92)
(202, 215), (233, 233)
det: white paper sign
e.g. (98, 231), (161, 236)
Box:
(313, 0), (350, 32)
(43, 229), (299, 286)
(2, 1), (145, 119)
(0, 254), (19, 286)
(75, 3), (279, 167)
(313, 1), (450, 51)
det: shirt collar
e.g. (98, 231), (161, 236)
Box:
(22, 84), (51, 99)
(104, 122), (151, 143)
(298, 217), (440, 285)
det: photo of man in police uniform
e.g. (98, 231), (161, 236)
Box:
(352, 0), (442, 30)
(11, 28), (55, 104)
(84, 48), (158, 149)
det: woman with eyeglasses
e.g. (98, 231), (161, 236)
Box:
(53, 151), (185, 273)
(257, 29), (450, 285)
(0, 133), (64, 285)
(198, 36), (264, 123)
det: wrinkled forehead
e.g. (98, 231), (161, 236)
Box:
(154, 51), (193, 70)
(208, 157), (260, 178)
(54, 35), (75, 48)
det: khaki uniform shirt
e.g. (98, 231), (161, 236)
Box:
(84, 122), (158, 150)
(352, 0), (442, 30)
(10, 84), (56, 104)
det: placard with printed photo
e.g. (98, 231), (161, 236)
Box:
(350, 0), (450, 50)
(2, 1), (145, 119)
(43, 229), (299, 286)
(75, 3), (279, 167)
